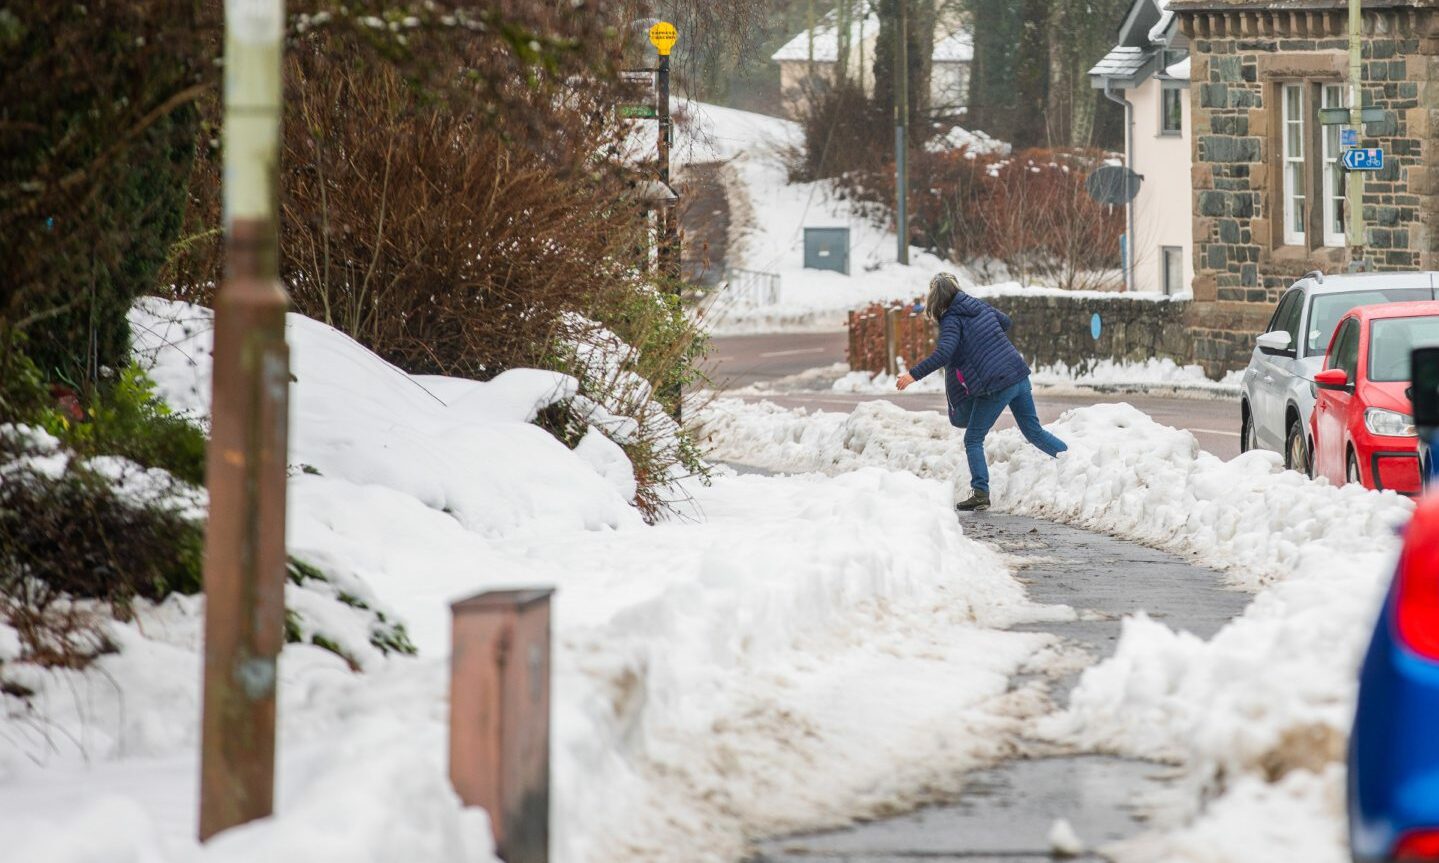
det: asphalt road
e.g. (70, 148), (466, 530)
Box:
(707, 333), (1244, 460)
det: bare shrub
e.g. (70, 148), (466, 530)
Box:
(981, 149), (1124, 290)
(277, 39), (648, 378)
(836, 147), (1124, 290)
(783, 80), (891, 184)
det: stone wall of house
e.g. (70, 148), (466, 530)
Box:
(1175, 4), (1439, 374)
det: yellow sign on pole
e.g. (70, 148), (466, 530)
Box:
(649, 21), (678, 55)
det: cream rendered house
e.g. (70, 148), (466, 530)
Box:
(1090, 0), (1194, 295)
(773, 9), (971, 120)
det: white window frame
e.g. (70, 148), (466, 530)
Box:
(1160, 86), (1183, 136)
(1282, 84), (1307, 246)
(1161, 246), (1183, 295)
(1321, 83), (1347, 247)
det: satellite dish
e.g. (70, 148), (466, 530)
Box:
(1086, 165), (1143, 205)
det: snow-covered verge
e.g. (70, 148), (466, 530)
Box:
(670, 102), (1168, 335)
(726, 358), (1243, 399)
(0, 299), (1065, 862)
(697, 397), (1413, 860)
(1029, 359), (1243, 396)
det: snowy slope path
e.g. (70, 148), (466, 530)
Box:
(748, 512), (1249, 863)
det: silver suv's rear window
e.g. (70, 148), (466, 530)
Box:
(1306, 288), (1436, 356)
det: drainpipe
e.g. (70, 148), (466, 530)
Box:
(1104, 79), (1136, 293)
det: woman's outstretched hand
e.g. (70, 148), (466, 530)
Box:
(896, 373), (915, 391)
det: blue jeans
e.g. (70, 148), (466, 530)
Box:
(961, 377), (1067, 493)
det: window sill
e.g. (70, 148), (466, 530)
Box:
(1158, 130), (1182, 138)
(1266, 243), (1347, 269)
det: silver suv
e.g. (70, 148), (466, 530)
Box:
(1240, 271), (1439, 472)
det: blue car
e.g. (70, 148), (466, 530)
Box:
(1349, 492), (1439, 862)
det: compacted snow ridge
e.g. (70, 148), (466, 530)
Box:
(728, 358), (1243, 398)
(697, 396), (1413, 860)
(0, 298), (1074, 863)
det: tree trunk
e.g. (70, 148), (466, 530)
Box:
(963, 0), (1021, 142)
(875, 0), (934, 141)
(1011, 0), (1051, 148)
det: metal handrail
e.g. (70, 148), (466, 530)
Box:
(723, 267), (781, 305)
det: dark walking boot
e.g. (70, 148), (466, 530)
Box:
(956, 490), (990, 512)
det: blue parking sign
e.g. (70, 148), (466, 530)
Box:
(1342, 148), (1384, 171)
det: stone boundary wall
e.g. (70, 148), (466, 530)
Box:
(847, 294), (1252, 377)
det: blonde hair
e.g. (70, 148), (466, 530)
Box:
(925, 272), (961, 323)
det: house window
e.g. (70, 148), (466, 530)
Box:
(1161, 87), (1183, 135)
(1322, 84), (1347, 247)
(1282, 84), (1306, 246)
(1161, 246), (1183, 295)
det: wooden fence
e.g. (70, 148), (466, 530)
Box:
(847, 301), (935, 375)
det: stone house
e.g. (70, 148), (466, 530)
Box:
(1171, 0), (1439, 372)
(1090, 0), (1196, 296)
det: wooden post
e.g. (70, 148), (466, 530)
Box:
(847, 310), (856, 371)
(450, 589), (554, 863)
(200, 0), (290, 841)
(884, 307), (899, 376)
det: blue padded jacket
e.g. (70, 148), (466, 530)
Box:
(909, 293), (1030, 397)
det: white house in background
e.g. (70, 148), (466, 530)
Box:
(1089, 0), (1193, 296)
(772, 10), (972, 120)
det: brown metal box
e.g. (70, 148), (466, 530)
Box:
(449, 588), (553, 863)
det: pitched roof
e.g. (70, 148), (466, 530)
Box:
(771, 14), (972, 64)
(1089, 46), (1153, 80)
(1116, 0), (1164, 46)
(1148, 0), (1177, 41)
(771, 9), (880, 63)
(1090, 0), (1182, 88)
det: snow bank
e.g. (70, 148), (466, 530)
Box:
(817, 358), (1241, 398)
(0, 300), (1063, 862)
(697, 397), (1413, 858)
(130, 298), (636, 539)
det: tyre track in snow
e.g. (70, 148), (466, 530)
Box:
(747, 511), (1249, 863)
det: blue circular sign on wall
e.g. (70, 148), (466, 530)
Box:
(1090, 312), (1102, 341)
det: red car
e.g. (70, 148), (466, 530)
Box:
(1311, 301), (1439, 495)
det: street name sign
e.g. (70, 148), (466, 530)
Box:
(620, 69), (656, 88)
(1320, 107), (1387, 125)
(1342, 148), (1384, 171)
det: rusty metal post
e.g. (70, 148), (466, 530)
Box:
(199, 0), (290, 842)
(450, 589), (554, 863)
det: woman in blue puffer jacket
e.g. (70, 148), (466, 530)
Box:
(897, 273), (1068, 511)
